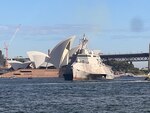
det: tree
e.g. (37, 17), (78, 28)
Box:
(104, 60), (142, 75)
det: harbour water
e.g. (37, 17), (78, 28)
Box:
(0, 78), (150, 113)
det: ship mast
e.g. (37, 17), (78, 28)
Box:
(80, 34), (88, 49)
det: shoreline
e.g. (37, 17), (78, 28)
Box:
(0, 69), (59, 78)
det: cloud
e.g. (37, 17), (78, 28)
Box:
(111, 34), (150, 39)
(0, 25), (8, 30)
(0, 24), (150, 42)
(33, 24), (102, 35)
(0, 24), (101, 34)
(0, 24), (102, 43)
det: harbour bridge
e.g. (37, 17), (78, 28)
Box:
(101, 52), (150, 70)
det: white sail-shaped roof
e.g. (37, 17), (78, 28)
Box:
(69, 45), (80, 57)
(8, 60), (31, 70)
(27, 51), (51, 68)
(49, 36), (75, 68)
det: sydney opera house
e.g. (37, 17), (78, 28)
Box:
(7, 35), (76, 71)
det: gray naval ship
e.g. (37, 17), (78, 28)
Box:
(50, 35), (114, 80)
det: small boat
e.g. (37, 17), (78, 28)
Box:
(27, 76), (33, 79)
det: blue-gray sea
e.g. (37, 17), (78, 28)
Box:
(0, 77), (150, 113)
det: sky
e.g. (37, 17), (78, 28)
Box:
(0, 0), (150, 67)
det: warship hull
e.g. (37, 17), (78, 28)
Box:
(72, 63), (113, 80)
(73, 69), (106, 80)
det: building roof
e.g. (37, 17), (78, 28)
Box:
(49, 36), (75, 68)
(27, 51), (51, 68)
(8, 60), (31, 70)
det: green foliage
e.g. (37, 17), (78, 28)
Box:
(104, 60), (144, 75)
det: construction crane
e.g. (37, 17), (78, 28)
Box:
(4, 24), (21, 67)
(9, 24), (21, 45)
(4, 42), (8, 67)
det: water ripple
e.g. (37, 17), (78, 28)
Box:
(0, 78), (150, 113)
